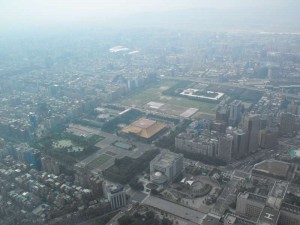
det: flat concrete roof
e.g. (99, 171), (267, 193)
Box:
(253, 160), (291, 178)
(143, 196), (205, 224)
(258, 206), (279, 225)
(202, 214), (222, 225)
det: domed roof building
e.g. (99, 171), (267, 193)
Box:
(150, 152), (183, 185)
(150, 171), (168, 184)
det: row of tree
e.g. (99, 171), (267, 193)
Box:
(102, 109), (143, 133)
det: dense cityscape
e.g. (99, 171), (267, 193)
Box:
(1, 1), (300, 225)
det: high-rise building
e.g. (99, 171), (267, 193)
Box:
(175, 132), (218, 157)
(279, 112), (296, 135)
(216, 106), (229, 124)
(259, 116), (269, 130)
(150, 152), (183, 184)
(223, 213), (256, 225)
(234, 181), (300, 225)
(211, 121), (227, 133)
(103, 183), (126, 210)
(279, 204), (300, 225)
(236, 192), (266, 220)
(259, 128), (278, 149)
(232, 129), (248, 159)
(217, 134), (233, 162)
(229, 100), (243, 126)
(244, 114), (261, 153)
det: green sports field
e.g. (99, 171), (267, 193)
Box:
(122, 80), (216, 114)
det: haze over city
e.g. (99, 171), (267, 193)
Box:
(1, 0), (300, 32)
(0, 1), (300, 225)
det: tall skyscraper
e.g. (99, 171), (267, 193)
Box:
(259, 128), (278, 149)
(279, 112), (296, 135)
(244, 114), (260, 153)
(259, 116), (268, 130)
(232, 129), (248, 159)
(104, 183), (127, 210)
(229, 100), (243, 126)
(216, 106), (229, 124)
(217, 134), (233, 162)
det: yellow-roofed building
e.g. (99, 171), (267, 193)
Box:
(122, 118), (167, 142)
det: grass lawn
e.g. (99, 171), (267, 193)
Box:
(166, 97), (216, 113)
(88, 154), (112, 168)
(122, 80), (176, 106)
(122, 80), (216, 114)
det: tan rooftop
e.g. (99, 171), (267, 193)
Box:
(122, 118), (166, 139)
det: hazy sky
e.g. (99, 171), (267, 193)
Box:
(0, 0), (299, 31)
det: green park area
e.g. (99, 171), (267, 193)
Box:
(31, 128), (104, 165)
(50, 134), (103, 154)
(53, 139), (84, 153)
(88, 154), (112, 168)
(122, 80), (216, 114)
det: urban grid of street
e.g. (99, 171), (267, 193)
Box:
(1, 24), (300, 225)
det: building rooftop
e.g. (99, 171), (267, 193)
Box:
(233, 129), (246, 136)
(122, 118), (167, 139)
(224, 213), (256, 225)
(232, 170), (251, 180)
(281, 202), (300, 215)
(202, 214), (222, 225)
(239, 192), (267, 204)
(107, 184), (124, 194)
(143, 196), (205, 224)
(180, 88), (224, 101)
(152, 152), (182, 169)
(132, 118), (156, 129)
(258, 206), (279, 225)
(230, 100), (242, 106)
(269, 181), (288, 199)
(252, 160), (291, 179)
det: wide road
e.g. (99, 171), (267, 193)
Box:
(143, 196), (205, 224)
